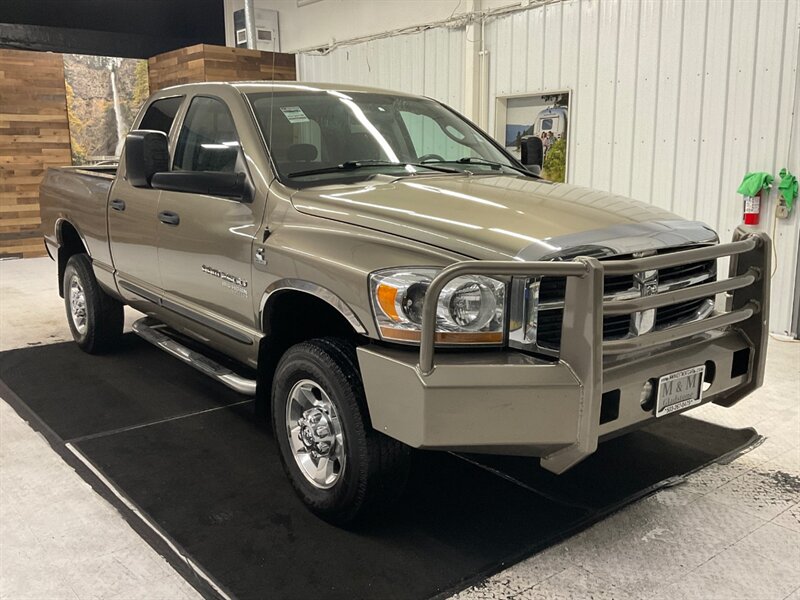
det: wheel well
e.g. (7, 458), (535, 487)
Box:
(256, 290), (364, 420)
(57, 221), (87, 297)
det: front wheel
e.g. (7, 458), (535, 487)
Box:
(63, 254), (124, 354)
(271, 338), (410, 525)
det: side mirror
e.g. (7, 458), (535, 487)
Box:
(125, 130), (169, 188)
(150, 171), (247, 200)
(520, 135), (543, 175)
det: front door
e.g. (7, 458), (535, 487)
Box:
(109, 95), (184, 303)
(156, 95), (263, 348)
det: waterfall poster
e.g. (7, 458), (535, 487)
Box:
(63, 54), (150, 165)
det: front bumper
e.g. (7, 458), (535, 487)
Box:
(357, 228), (770, 474)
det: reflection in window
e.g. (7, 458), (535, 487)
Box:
(173, 97), (242, 173)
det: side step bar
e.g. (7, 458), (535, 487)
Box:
(132, 317), (257, 396)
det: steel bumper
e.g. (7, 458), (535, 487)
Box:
(358, 329), (754, 459)
(357, 228), (770, 475)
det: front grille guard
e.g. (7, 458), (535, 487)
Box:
(418, 227), (770, 473)
(525, 254), (720, 354)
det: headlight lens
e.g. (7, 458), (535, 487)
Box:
(439, 278), (500, 330)
(370, 268), (505, 344)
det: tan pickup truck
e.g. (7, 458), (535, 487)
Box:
(40, 82), (770, 524)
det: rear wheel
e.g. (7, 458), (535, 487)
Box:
(271, 337), (410, 525)
(63, 254), (124, 354)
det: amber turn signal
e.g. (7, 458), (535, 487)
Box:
(376, 283), (399, 321)
(379, 326), (503, 344)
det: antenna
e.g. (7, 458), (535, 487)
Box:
(268, 48), (276, 160)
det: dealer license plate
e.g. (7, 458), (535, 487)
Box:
(655, 365), (706, 418)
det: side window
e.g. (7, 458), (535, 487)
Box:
(139, 96), (183, 135)
(173, 97), (242, 173)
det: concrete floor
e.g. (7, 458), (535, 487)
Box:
(1, 257), (798, 600)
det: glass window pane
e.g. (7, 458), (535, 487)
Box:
(139, 96), (183, 135)
(173, 97), (241, 173)
(247, 91), (519, 184)
(399, 111), (470, 160)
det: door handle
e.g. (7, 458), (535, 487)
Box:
(158, 211), (180, 226)
(110, 199), (126, 212)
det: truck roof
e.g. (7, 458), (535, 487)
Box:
(155, 80), (421, 99)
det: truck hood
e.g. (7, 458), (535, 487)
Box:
(290, 174), (690, 260)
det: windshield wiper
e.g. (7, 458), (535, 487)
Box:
(288, 160), (459, 178)
(426, 157), (534, 176)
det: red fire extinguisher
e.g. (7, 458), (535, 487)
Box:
(743, 192), (761, 225)
(737, 172), (773, 226)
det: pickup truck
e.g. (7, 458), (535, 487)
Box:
(40, 82), (770, 524)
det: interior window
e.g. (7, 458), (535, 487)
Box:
(289, 119), (323, 163)
(139, 96), (183, 135)
(173, 97), (242, 173)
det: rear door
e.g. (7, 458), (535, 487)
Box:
(109, 95), (184, 303)
(155, 94), (263, 345)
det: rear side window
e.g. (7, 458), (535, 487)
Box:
(139, 96), (183, 135)
(173, 97), (242, 173)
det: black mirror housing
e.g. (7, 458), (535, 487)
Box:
(520, 135), (544, 173)
(125, 130), (169, 188)
(150, 171), (247, 199)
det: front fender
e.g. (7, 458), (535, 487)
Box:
(259, 278), (368, 335)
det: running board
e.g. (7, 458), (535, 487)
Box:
(132, 317), (257, 396)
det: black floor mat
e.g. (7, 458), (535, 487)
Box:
(0, 335), (245, 441)
(0, 337), (759, 600)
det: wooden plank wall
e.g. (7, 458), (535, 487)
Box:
(0, 49), (72, 258)
(147, 44), (207, 92)
(148, 44), (296, 92)
(0, 44), (295, 259)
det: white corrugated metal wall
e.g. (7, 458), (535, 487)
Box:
(296, 0), (800, 335)
(298, 27), (465, 111)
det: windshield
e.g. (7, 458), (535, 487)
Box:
(246, 90), (523, 186)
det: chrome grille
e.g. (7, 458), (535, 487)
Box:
(533, 253), (717, 352)
(655, 296), (710, 328)
(659, 260), (716, 283)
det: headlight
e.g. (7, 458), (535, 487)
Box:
(369, 268), (505, 344)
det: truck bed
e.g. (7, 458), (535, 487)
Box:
(39, 165), (117, 267)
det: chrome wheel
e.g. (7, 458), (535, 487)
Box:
(68, 274), (87, 335)
(285, 379), (346, 489)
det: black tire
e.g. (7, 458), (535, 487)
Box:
(63, 254), (124, 354)
(271, 337), (410, 525)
